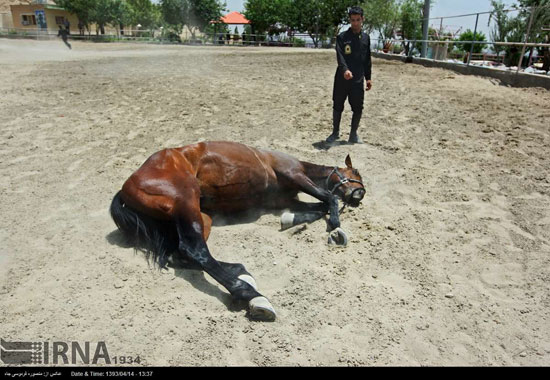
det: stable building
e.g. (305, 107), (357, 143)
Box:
(9, 0), (78, 34)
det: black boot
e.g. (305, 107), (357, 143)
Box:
(348, 110), (363, 144)
(326, 109), (342, 143)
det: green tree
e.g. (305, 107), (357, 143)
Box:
(54, 0), (95, 33)
(160, 0), (185, 33)
(90, 0), (118, 35)
(457, 29), (487, 54)
(243, 0), (282, 36)
(399, 0), (424, 55)
(516, 0), (550, 65)
(186, 0), (225, 39)
(488, 0), (513, 57)
(110, 0), (131, 36)
(126, 0), (161, 30)
(291, 0), (330, 47)
(362, 0), (401, 48)
(503, 15), (528, 66)
(160, 0), (224, 37)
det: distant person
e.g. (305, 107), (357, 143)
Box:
(326, 6), (372, 144)
(64, 19), (70, 35)
(58, 25), (71, 49)
(78, 20), (84, 36)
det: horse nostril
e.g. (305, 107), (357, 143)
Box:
(353, 189), (365, 199)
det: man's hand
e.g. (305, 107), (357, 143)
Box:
(366, 80), (372, 91)
(344, 70), (353, 80)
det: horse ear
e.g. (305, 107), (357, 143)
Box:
(345, 154), (353, 168)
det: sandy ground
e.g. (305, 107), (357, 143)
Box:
(1, 39), (550, 366)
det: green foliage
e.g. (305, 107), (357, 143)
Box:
(400, 0), (423, 40)
(457, 29), (487, 53)
(243, 0), (283, 35)
(159, 0), (224, 35)
(516, 0), (550, 43)
(399, 0), (424, 55)
(126, 0), (161, 29)
(54, 0), (95, 27)
(362, 0), (401, 44)
(187, 0), (226, 34)
(55, 0), (156, 34)
(244, 0), (354, 46)
(488, 0), (513, 56)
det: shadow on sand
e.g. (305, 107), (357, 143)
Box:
(312, 139), (355, 151)
(105, 201), (328, 315)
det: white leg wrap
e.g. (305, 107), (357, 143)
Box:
(280, 212), (295, 230)
(238, 274), (258, 291)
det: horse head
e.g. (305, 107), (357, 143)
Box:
(326, 155), (365, 207)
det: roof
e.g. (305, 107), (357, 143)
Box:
(216, 11), (250, 25)
(0, 0), (31, 13)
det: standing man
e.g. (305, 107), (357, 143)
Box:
(326, 6), (372, 144)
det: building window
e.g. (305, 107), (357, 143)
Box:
(55, 16), (66, 25)
(21, 14), (37, 26)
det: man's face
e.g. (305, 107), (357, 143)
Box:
(350, 14), (363, 33)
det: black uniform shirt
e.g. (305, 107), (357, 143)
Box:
(335, 28), (372, 83)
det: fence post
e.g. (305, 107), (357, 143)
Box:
(516, 6), (536, 74)
(467, 12), (480, 66)
(421, 0), (431, 57)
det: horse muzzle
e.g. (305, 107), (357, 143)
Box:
(345, 187), (365, 207)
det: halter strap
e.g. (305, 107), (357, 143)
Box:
(325, 166), (364, 195)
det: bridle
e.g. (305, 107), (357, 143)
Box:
(325, 167), (365, 202)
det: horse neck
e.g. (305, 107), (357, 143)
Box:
(300, 161), (336, 189)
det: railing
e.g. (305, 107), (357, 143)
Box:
(373, 4), (550, 74)
(371, 37), (550, 77)
(0, 26), (325, 47)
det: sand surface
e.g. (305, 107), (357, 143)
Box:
(1, 39), (549, 366)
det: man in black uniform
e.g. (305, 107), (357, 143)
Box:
(326, 6), (372, 144)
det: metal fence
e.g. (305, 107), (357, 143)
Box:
(0, 27), (316, 47)
(370, 5), (550, 76)
(1, 5), (548, 76)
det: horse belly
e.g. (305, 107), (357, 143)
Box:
(198, 162), (278, 211)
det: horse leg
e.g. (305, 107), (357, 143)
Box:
(169, 212), (259, 290)
(173, 200), (276, 321)
(284, 173), (341, 231)
(168, 212), (211, 269)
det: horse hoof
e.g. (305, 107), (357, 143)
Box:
(280, 212), (295, 230)
(238, 274), (258, 291)
(249, 296), (277, 321)
(328, 227), (348, 246)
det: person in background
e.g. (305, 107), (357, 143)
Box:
(58, 25), (72, 49)
(326, 6), (372, 144)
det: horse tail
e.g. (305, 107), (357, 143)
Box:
(109, 190), (178, 269)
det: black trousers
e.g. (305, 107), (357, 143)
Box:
(332, 74), (364, 113)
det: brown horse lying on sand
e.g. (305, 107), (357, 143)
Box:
(110, 141), (365, 321)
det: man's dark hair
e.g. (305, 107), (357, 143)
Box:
(348, 6), (364, 17)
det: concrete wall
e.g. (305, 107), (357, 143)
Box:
(0, 12), (13, 28)
(372, 51), (550, 91)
